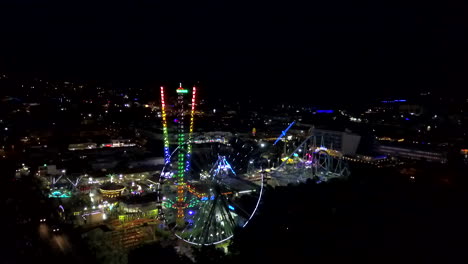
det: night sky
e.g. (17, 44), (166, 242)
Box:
(1, 0), (467, 103)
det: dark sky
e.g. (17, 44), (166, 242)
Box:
(1, 0), (467, 103)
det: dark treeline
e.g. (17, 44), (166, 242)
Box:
(129, 164), (468, 263)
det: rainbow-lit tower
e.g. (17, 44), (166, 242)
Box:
(160, 86), (171, 164)
(160, 84), (197, 223)
(175, 84), (187, 220)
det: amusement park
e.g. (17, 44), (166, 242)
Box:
(5, 3), (468, 262)
(30, 83), (351, 255)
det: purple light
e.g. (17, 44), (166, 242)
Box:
(174, 118), (179, 123)
(188, 210), (194, 215)
(316, 110), (334, 113)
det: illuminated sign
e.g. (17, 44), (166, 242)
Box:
(176, 88), (189, 94)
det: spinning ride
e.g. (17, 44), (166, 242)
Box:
(271, 132), (351, 185)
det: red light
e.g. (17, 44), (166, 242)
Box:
(105, 144), (112, 147)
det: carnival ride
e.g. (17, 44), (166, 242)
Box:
(273, 121), (296, 145)
(158, 144), (263, 245)
(48, 173), (79, 198)
(157, 84), (263, 245)
(270, 133), (350, 186)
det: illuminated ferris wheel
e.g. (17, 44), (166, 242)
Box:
(158, 145), (263, 245)
(157, 84), (263, 245)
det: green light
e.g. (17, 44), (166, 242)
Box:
(148, 209), (158, 217)
(44, 164), (47, 167)
(49, 190), (71, 198)
(176, 89), (189, 94)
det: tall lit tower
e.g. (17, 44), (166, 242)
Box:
(160, 84), (197, 224)
(175, 83), (188, 221)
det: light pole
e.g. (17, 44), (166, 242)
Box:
(247, 160), (254, 175)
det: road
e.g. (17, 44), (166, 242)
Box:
(39, 222), (73, 253)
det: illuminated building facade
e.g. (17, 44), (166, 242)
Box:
(377, 145), (447, 163)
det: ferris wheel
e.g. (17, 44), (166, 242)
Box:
(157, 140), (264, 246)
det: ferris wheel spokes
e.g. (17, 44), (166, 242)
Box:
(159, 142), (264, 246)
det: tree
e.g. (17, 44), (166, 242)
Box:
(84, 228), (128, 264)
(192, 245), (226, 264)
(128, 243), (191, 264)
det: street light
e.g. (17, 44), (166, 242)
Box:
(260, 143), (265, 148)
